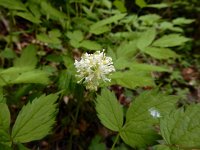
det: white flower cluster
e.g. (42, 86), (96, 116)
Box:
(74, 50), (115, 91)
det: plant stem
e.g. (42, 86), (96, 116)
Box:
(111, 133), (120, 150)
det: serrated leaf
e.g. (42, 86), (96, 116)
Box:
(152, 34), (190, 47)
(90, 13), (126, 31)
(120, 90), (178, 148)
(11, 94), (58, 143)
(111, 70), (155, 89)
(80, 40), (102, 50)
(95, 88), (123, 131)
(142, 46), (178, 59)
(137, 28), (156, 50)
(14, 45), (37, 68)
(160, 104), (200, 149)
(120, 121), (159, 148)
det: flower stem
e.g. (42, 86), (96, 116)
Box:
(111, 133), (120, 150)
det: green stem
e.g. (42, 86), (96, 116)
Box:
(68, 99), (82, 150)
(111, 133), (120, 150)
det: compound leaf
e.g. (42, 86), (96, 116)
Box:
(160, 104), (200, 149)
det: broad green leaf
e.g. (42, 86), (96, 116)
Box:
(11, 94), (58, 143)
(172, 18), (195, 25)
(14, 45), (37, 68)
(80, 40), (102, 50)
(0, 67), (32, 75)
(139, 14), (161, 25)
(117, 40), (138, 59)
(90, 13), (126, 31)
(160, 104), (200, 149)
(130, 63), (169, 72)
(0, 103), (10, 130)
(16, 12), (41, 24)
(126, 90), (178, 123)
(0, 103), (11, 146)
(135, 0), (147, 8)
(120, 90), (178, 148)
(66, 30), (84, 42)
(90, 25), (110, 35)
(95, 88), (123, 131)
(120, 121), (159, 148)
(0, 0), (26, 10)
(11, 70), (49, 84)
(142, 47), (178, 59)
(152, 34), (190, 47)
(113, 0), (127, 12)
(111, 70), (155, 89)
(137, 28), (156, 50)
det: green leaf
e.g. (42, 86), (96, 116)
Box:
(142, 46), (178, 59)
(172, 17), (195, 25)
(66, 30), (84, 42)
(89, 136), (106, 150)
(0, 143), (12, 150)
(135, 0), (147, 8)
(0, 0), (26, 10)
(40, 1), (67, 20)
(14, 45), (37, 68)
(146, 3), (169, 9)
(130, 63), (169, 72)
(126, 90), (178, 123)
(153, 145), (172, 150)
(0, 103), (10, 130)
(120, 121), (159, 148)
(116, 40), (138, 59)
(0, 103), (11, 146)
(111, 70), (155, 89)
(90, 25), (111, 35)
(152, 34), (190, 47)
(95, 88), (123, 131)
(11, 70), (49, 84)
(160, 104), (200, 149)
(120, 90), (178, 148)
(113, 0), (127, 12)
(16, 12), (41, 24)
(90, 13), (126, 32)
(11, 94), (58, 143)
(137, 28), (156, 50)
(80, 40), (102, 50)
